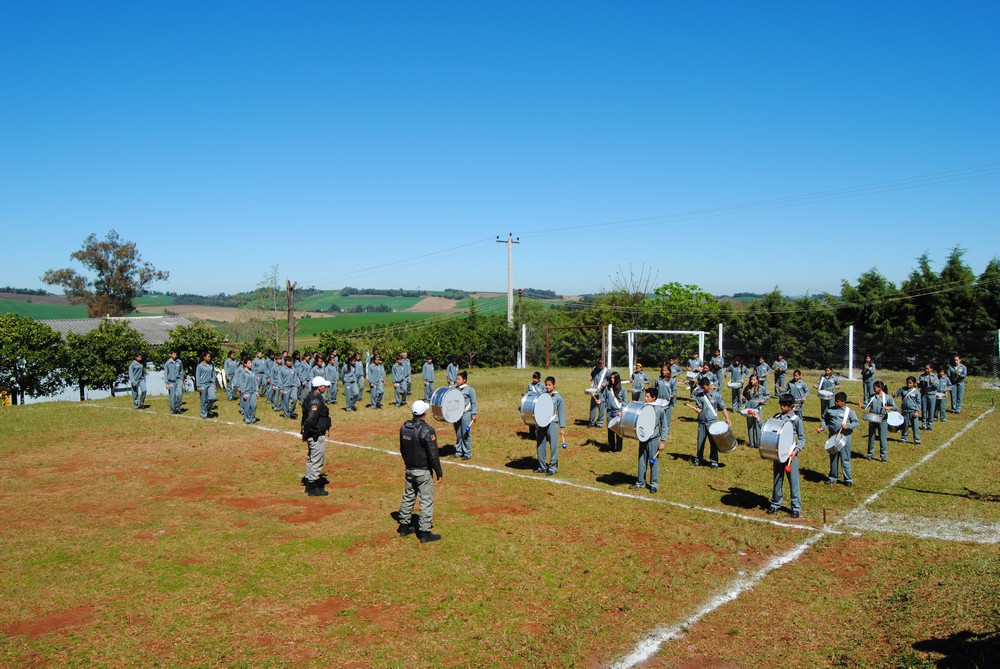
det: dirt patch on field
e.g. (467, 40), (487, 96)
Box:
(303, 597), (353, 625)
(2, 605), (97, 637)
(403, 296), (458, 313)
(464, 502), (532, 518)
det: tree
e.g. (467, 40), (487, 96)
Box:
(163, 322), (225, 376)
(42, 230), (169, 317)
(63, 320), (146, 396)
(0, 314), (65, 403)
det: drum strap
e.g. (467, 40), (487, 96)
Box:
(701, 394), (718, 421)
(841, 409), (850, 428)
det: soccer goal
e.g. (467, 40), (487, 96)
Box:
(623, 329), (709, 374)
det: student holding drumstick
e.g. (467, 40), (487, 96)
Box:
(690, 377), (731, 468)
(819, 391), (859, 487)
(768, 394), (805, 518)
(864, 380), (896, 462)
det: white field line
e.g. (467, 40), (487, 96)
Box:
(80, 403), (820, 532)
(610, 405), (994, 669)
(844, 511), (1000, 545)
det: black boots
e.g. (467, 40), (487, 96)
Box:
(417, 530), (441, 543)
(305, 480), (329, 497)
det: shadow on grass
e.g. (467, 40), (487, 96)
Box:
(505, 456), (538, 470)
(911, 629), (1000, 668)
(438, 444), (457, 458)
(517, 429), (537, 441)
(596, 472), (634, 487)
(712, 485), (770, 510)
(897, 486), (1000, 503)
(665, 451), (696, 464)
(800, 467), (828, 484)
(573, 419), (592, 427)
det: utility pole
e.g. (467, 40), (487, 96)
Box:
(286, 279), (297, 352)
(496, 233), (519, 327)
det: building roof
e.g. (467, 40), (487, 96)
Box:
(41, 315), (194, 346)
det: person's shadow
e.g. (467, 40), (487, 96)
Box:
(505, 456), (537, 470)
(799, 467), (828, 483)
(438, 444), (457, 458)
(596, 471), (634, 487)
(711, 485), (771, 510)
(666, 451), (696, 464)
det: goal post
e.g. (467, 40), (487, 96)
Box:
(623, 329), (708, 374)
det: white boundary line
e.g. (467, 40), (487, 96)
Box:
(81, 402), (820, 532)
(610, 405), (994, 669)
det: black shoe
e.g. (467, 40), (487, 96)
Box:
(546, 470), (556, 476)
(397, 524), (416, 537)
(766, 507), (778, 515)
(844, 481), (853, 487)
(418, 531), (441, 543)
(629, 482), (646, 490)
(306, 482), (329, 497)
(791, 510), (801, 519)
(649, 487), (658, 494)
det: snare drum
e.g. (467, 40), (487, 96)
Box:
(824, 433), (847, 452)
(686, 371), (698, 381)
(760, 418), (794, 463)
(708, 421), (738, 453)
(935, 391), (946, 400)
(430, 386), (465, 423)
(727, 381), (742, 389)
(863, 411), (883, 423)
(818, 389), (834, 400)
(886, 411), (905, 432)
(584, 387), (599, 396)
(608, 415), (622, 435)
(519, 391), (554, 428)
(617, 402), (656, 440)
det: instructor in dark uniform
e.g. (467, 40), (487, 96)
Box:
(396, 400), (443, 543)
(300, 376), (332, 497)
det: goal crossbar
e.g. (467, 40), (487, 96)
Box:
(623, 329), (707, 373)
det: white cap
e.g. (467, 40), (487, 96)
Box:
(411, 399), (429, 415)
(311, 376), (330, 388)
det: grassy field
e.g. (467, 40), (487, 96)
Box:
(133, 294), (176, 307)
(457, 295), (509, 314)
(290, 312), (439, 337)
(296, 292), (426, 312)
(0, 299), (88, 319)
(1, 369), (997, 667)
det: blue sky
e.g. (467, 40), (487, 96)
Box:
(2, 1), (998, 298)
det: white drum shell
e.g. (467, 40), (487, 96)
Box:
(727, 381), (742, 389)
(863, 411), (883, 423)
(519, 392), (554, 428)
(431, 387), (465, 423)
(708, 420), (738, 454)
(760, 418), (795, 463)
(825, 434), (847, 452)
(818, 389), (834, 400)
(618, 402), (656, 441)
(886, 410), (905, 432)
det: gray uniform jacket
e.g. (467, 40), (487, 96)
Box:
(164, 359), (183, 384)
(422, 363), (435, 383)
(128, 361), (145, 385)
(195, 362), (214, 390)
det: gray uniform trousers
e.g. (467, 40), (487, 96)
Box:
(305, 435), (326, 482)
(454, 414), (472, 458)
(131, 381), (146, 408)
(771, 455), (802, 513)
(399, 468), (434, 532)
(920, 395), (936, 429)
(168, 381), (183, 413)
(240, 391), (257, 423)
(868, 422), (889, 461)
(696, 422), (719, 464)
(537, 422), (560, 473)
(829, 435), (853, 484)
(424, 381), (434, 402)
(636, 438), (660, 488)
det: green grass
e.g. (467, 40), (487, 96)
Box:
(0, 299), (89, 319)
(287, 312), (438, 336)
(133, 294), (176, 307)
(296, 291), (425, 312)
(457, 295), (508, 314)
(1, 369), (996, 667)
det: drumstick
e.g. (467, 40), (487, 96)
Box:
(560, 428), (567, 449)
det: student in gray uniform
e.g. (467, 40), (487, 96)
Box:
(629, 363), (649, 402)
(698, 364), (718, 390)
(668, 356), (684, 381)
(629, 386), (669, 493)
(265, 354), (279, 406)
(278, 355), (298, 419)
(935, 368), (951, 423)
(311, 356), (328, 398)
(724, 356), (748, 411)
(653, 365), (678, 440)
(401, 352), (412, 398)
(918, 363), (938, 431)
(742, 372), (769, 449)
(709, 349), (725, 388)
(686, 351), (704, 395)
(295, 352), (312, 404)
(453, 371), (477, 460)
(772, 353), (788, 397)
(252, 351), (266, 397)
(768, 394), (805, 518)
(368, 354), (386, 409)
(817, 366), (840, 417)
(535, 376), (566, 475)
(755, 355), (772, 394)
(947, 355), (967, 414)
(691, 377), (731, 468)
(236, 357), (258, 424)
(128, 353), (147, 409)
(391, 355), (408, 406)
(164, 349), (184, 414)
(446, 357), (459, 387)
(785, 369), (810, 420)
(526, 371), (545, 441)
(341, 354), (359, 411)
(819, 391), (859, 486)
(864, 380), (896, 462)
(327, 351), (339, 404)
(195, 352), (216, 419)
(352, 354), (365, 407)
(860, 355), (876, 404)
(588, 359), (610, 428)
(422, 355), (435, 402)
(603, 371), (627, 452)
(893, 376), (922, 445)
(223, 351), (238, 401)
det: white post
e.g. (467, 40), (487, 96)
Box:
(627, 331), (634, 374)
(848, 325), (855, 380)
(607, 323), (614, 369)
(717, 322), (723, 357)
(520, 323), (527, 369)
(698, 332), (705, 364)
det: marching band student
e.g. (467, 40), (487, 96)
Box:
(819, 391), (859, 486)
(326, 351), (340, 404)
(691, 377), (731, 468)
(367, 354), (386, 409)
(917, 363), (938, 431)
(401, 352), (412, 399)
(422, 355), (436, 402)
(604, 371), (627, 452)
(535, 376), (566, 475)
(935, 367), (951, 424)
(278, 354), (298, 419)
(223, 350), (239, 401)
(164, 349), (184, 414)
(341, 353), (359, 411)
(772, 353), (788, 397)
(352, 353), (365, 407)
(755, 355), (771, 393)
(195, 351), (217, 419)
(295, 352), (311, 405)
(668, 356), (684, 381)
(526, 371), (544, 441)
(817, 366), (840, 417)
(709, 348), (725, 389)
(266, 353), (279, 406)
(311, 355), (328, 396)
(588, 359), (610, 428)
(767, 394), (805, 518)
(785, 369), (810, 420)
(129, 353), (147, 410)
(724, 356), (749, 411)
(864, 380), (896, 462)
(653, 364), (678, 438)
(686, 350), (704, 395)
(453, 371), (477, 460)
(251, 351), (266, 397)
(741, 372), (769, 449)
(861, 354), (876, 404)
(629, 387), (669, 494)
(893, 376), (921, 445)
(236, 357), (258, 424)
(698, 363), (718, 390)
(947, 355), (967, 414)
(446, 356), (459, 387)
(391, 354), (409, 406)
(629, 363), (649, 402)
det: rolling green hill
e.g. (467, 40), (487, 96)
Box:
(0, 299), (88, 319)
(296, 291), (425, 312)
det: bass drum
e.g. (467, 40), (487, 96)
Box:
(708, 421), (738, 454)
(886, 411), (905, 433)
(760, 418), (794, 463)
(519, 391), (554, 428)
(431, 386), (465, 423)
(616, 402), (656, 440)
